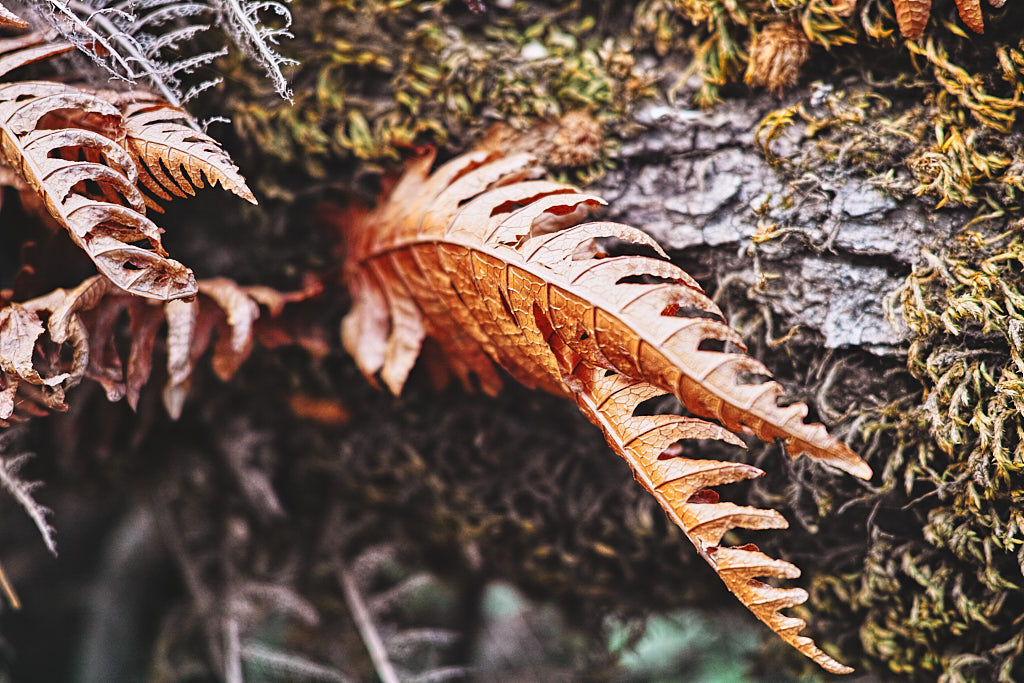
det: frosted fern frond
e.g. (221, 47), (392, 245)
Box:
(18, 0), (294, 103)
(211, 0), (296, 100)
(0, 444), (57, 556)
(17, 0), (222, 107)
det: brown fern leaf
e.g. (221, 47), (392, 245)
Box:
(102, 91), (257, 212)
(0, 275), (305, 424)
(340, 147), (871, 673)
(0, 35), (196, 300)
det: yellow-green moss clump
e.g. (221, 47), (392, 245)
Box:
(741, 7), (1024, 673)
(792, 231), (1024, 681)
(223, 0), (656, 188)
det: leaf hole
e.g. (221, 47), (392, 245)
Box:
(657, 443), (682, 459)
(775, 394), (800, 409)
(697, 338), (726, 353)
(488, 189), (575, 217)
(633, 394), (680, 416)
(616, 273), (681, 286)
(598, 237), (667, 260)
(532, 302), (554, 340)
(687, 488), (720, 504)
(662, 303), (725, 323)
(496, 290), (515, 320)
(38, 108), (120, 138)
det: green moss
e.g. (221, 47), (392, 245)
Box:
(776, 231), (1024, 680)
(222, 0), (655, 189)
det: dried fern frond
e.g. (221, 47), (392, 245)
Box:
(0, 33), (197, 300)
(0, 22), (256, 299)
(102, 90), (256, 211)
(0, 275), (304, 424)
(17, 0), (221, 106)
(210, 0), (296, 100)
(340, 145), (873, 673)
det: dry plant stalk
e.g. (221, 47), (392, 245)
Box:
(340, 143), (873, 674)
(0, 559), (19, 609)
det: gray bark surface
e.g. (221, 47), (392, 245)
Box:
(596, 94), (962, 354)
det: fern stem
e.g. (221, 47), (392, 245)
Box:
(45, 0), (135, 75)
(336, 556), (401, 683)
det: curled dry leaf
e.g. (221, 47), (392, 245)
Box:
(0, 33), (196, 300)
(0, 304), (74, 420)
(0, 276), (307, 424)
(340, 145), (872, 673)
(0, 277), (98, 423)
